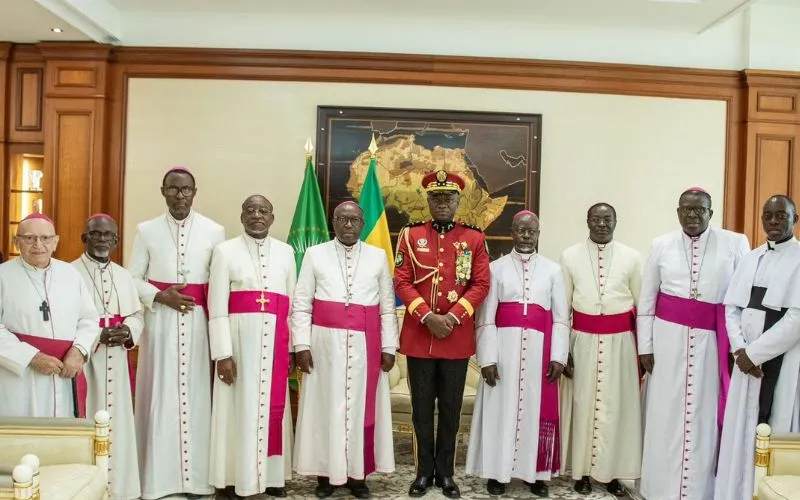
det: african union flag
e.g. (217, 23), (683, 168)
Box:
(358, 154), (394, 275)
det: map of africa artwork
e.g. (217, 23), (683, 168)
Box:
(315, 106), (542, 260)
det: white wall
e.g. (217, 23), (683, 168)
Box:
(746, 4), (800, 71)
(124, 78), (727, 263)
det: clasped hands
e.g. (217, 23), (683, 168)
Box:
(481, 360), (565, 387)
(733, 348), (763, 378)
(100, 324), (132, 348)
(294, 350), (396, 375)
(424, 313), (456, 339)
(30, 347), (84, 378)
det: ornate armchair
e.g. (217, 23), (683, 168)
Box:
(0, 411), (110, 500)
(388, 307), (482, 465)
(754, 423), (800, 500)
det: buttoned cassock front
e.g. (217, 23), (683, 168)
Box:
(207, 235), (295, 496)
(128, 211), (225, 500)
(395, 221), (491, 359)
(73, 255), (143, 500)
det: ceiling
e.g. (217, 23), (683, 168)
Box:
(102, 0), (755, 32)
(0, 0), (90, 43)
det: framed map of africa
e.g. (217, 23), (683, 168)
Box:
(315, 106), (542, 260)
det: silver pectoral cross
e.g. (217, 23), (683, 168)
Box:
(690, 289), (702, 300)
(344, 292), (353, 307)
(178, 268), (189, 283)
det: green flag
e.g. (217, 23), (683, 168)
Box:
(287, 155), (329, 274)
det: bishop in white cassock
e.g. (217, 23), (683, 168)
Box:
(208, 196), (295, 499)
(637, 188), (750, 500)
(467, 211), (569, 498)
(292, 202), (398, 500)
(559, 203), (642, 497)
(715, 195), (800, 500)
(73, 214), (143, 500)
(0, 213), (98, 418)
(128, 167), (225, 499)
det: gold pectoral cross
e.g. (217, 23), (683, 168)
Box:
(690, 289), (702, 300)
(256, 291), (270, 311)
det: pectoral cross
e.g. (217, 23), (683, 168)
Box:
(690, 289), (702, 300)
(39, 301), (50, 322)
(256, 291), (270, 312)
(177, 269), (188, 284)
(345, 292), (353, 308)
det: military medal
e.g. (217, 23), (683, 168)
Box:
(454, 242), (472, 286)
(447, 290), (458, 303)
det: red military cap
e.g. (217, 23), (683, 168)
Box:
(422, 170), (465, 193)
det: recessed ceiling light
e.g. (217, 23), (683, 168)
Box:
(51, 28), (63, 33)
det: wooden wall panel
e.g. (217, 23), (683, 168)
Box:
(8, 63), (44, 142)
(44, 98), (103, 261)
(0, 44), (10, 254)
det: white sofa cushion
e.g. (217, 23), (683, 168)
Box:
(39, 464), (106, 500)
(758, 476), (800, 500)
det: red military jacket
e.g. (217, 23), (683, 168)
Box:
(394, 220), (491, 359)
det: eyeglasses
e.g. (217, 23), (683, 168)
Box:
(86, 230), (118, 241)
(245, 208), (273, 216)
(16, 234), (57, 245)
(678, 207), (709, 217)
(333, 216), (364, 226)
(512, 228), (540, 237)
(163, 186), (195, 197)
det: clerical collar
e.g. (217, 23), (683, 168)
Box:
(432, 220), (455, 234)
(683, 228), (709, 242)
(334, 238), (359, 251)
(19, 256), (51, 273)
(82, 252), (111, 269)
(244, 232), (268, 245)
(512, 249), (536, 261)
(167, 210), (193, 226)
(589, 238), (613, 248)
(767, 236), (797, 252)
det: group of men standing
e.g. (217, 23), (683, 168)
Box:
(0, 164), (797, 500)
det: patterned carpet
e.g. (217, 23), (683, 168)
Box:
(163, 435), (633, 499)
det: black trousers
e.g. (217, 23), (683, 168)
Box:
(758, 354), (785, 424)
(406, 356), (469, 478)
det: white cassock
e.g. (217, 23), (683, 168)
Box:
(73, 254), (143, 500)
(714, 237), (800, 500)
(291, 240), (398, 485)
(637, 227), (750, 500)
(127, 210), (225, 499)
(466, 251), (570, 483)
(559, 240), (643, 483)
(208, 235), (296, 496)
(0, 258), (99, 417)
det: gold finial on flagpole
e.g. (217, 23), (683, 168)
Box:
(368, 134), (378, 157)
(305, 138), (314, 159)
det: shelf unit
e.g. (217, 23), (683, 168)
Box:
(6, 148), (45, 258)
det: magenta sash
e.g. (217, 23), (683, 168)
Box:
(228, 290), (291, 457)
(97, 315), (138, 399)
(147, 280), (209, 315)
(311, 299), (381, 476)
(572, 310), (635, 334)
(495, 302), (560, 473)
(15, 333), (88, 418)
(655, 291), (730, 431)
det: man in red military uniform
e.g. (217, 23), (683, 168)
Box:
(395, 169), (491, 499)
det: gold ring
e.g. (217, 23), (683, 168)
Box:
(219, 374), (224, 380)
(180, 305), (186, 311)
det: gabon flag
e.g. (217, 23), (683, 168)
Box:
(358, 136), (395, 275)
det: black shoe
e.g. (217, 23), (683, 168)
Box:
(486, 479), (506, 495)
(408, 475), (434, 497)
(186, 495), (204, 500)
(438, 477), (461, 499)
(607, 479), (627, 497)
(574, 476), (592, 495)
(265, 486), (287, 497)
(346, 478), (371, 499)
(214, 487), (241, 499)
(315, 477), (335, 498)
(530, 480), (549, 498)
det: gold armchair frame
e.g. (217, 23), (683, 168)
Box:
(753, 423), (800, 500)
(0, 411), (109, 500)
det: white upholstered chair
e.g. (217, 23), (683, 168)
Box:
(754, 423), (800, 500)
(0, 411), (110, 500)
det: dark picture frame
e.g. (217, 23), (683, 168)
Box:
(315, 106), (542, 260)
